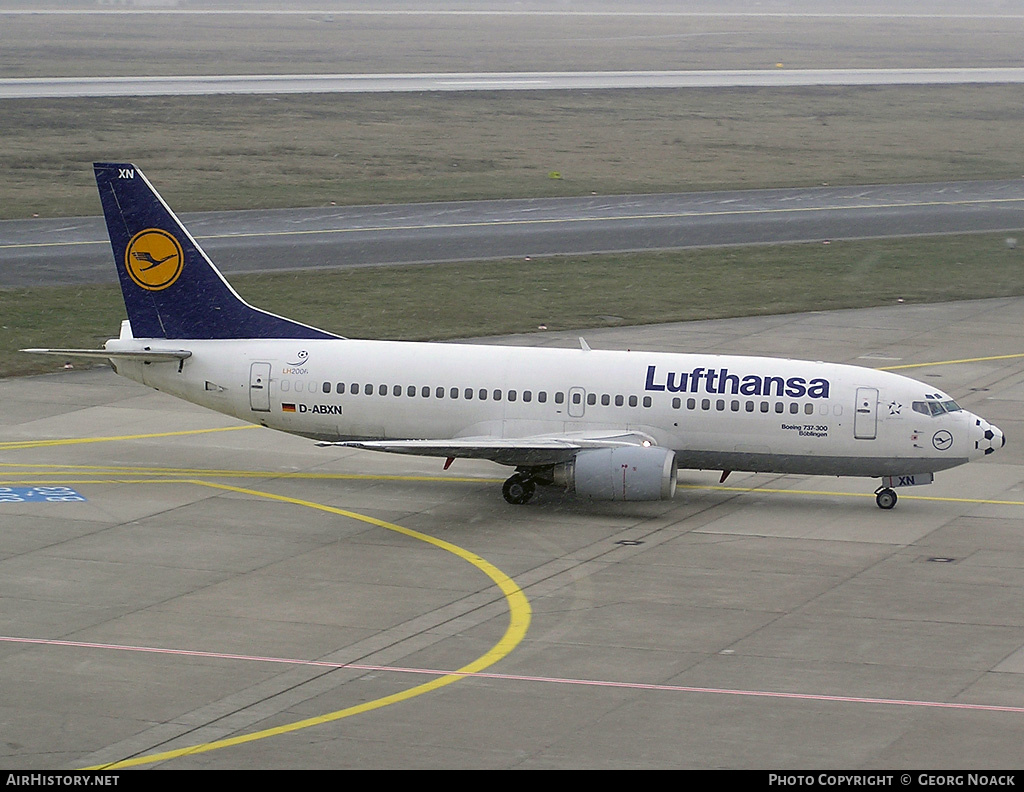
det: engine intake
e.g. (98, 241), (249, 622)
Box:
(553, 446), (677, 501)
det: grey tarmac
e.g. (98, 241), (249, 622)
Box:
(2, 297), (1024, 769)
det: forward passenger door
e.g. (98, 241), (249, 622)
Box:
(854, 387), (878, 440)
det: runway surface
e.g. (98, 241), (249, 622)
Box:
(2, 297), (1024, 769)
(6, 68), (1024, 99)
(4, 179), (1024, 287)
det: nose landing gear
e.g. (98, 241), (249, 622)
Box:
(874, 486), (898, 510)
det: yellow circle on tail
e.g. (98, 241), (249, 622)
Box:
(125, 228), (184, 291)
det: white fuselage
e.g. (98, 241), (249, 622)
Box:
(105, 336), (1001, 479)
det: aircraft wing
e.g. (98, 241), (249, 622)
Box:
(22, 348), (192, 363)
(319, 430), (658, 467)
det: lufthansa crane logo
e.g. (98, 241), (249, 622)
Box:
(125, 228), (184, 291)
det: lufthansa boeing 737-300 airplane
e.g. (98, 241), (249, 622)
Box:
(25, 164), (1005, 509)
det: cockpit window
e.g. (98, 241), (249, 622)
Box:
(912, 399), (962, 417)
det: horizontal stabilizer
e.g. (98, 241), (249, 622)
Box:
(22, 348), (192, 363)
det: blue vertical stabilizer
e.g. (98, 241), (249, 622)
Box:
(94, 162), (340, 340)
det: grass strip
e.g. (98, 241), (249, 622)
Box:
(4, 232), (1021, 379)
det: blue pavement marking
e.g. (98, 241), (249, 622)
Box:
(0, 487), (87, 503)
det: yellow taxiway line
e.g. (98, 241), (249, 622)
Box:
(0, 424), (257, 451)
(0, 460), (530, 768)
(59, 479), (533, 770)
(878, 352), (1024, 371)
(677, 484), (1024, 507)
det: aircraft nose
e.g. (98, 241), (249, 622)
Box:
(990, 423), (1004, 451)
(971, 415), (1004, 457)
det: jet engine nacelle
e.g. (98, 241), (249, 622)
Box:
(553, 446), (678, 501)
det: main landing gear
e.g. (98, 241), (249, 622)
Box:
(502, 472), (536, 505)
(874, 486), (898, 510)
